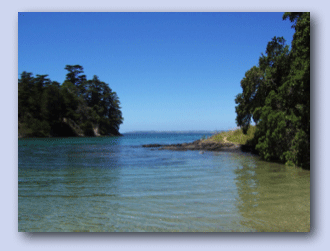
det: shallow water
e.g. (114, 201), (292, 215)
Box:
(18, 133), (310, 232)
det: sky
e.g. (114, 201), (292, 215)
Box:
(18, 12), (296, 133)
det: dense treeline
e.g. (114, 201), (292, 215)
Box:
(235, 12), (310, 169)
(18, 65), (123, 137)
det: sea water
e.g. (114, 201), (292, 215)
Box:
(18, 133), (310, 232)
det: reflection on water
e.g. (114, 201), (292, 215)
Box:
(19, 138), (122, 232)
(230, 153), (310, 232)
(18, 136), (310, 232)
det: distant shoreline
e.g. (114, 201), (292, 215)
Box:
(123, 130), (223, 134)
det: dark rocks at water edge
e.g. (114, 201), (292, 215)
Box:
(142, 139), (242, 152)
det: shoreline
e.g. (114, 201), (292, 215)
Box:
(142, 138), (255, 153)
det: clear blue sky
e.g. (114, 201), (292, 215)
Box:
(18, 12), (295, 133)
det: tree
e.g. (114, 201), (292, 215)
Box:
(41, 81), (63, 124)
(18, 71), (34, 120)
(84, 75), (124, 135)
(64, 64), (87, 96)
(18, 72), (54, 137)
(234, 13), (310, 169)
(60, 81), (81, 121)
(235, 36), (290, 133)
(29, 74), (51, 120)
(235, 66), (264, 133)
(281, 12), (310, 169)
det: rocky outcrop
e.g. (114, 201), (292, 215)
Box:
(142, 139), (242, 152)
(62, 118), (84, 136)
(93, 124), (101, 137)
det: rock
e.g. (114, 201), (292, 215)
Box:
(142, 140), (242, 153)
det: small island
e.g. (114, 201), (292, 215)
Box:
(18, 65), (123, 138)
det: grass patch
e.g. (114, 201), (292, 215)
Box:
(207, 126), (256, 145)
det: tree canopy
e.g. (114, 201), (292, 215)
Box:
(235, 12), (310, 169)
(18, 65), (123, 137)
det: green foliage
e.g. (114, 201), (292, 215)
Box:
(234, 13), (310, 169)
(235, 66), (263, 133)
(209, 126), (256, 145)
(80, 121), (95, 136)
(18, 65), (123, 138)
(235, 36), (291, 134)
(227, 126), (256, 144)
(24, 117), (51, 137)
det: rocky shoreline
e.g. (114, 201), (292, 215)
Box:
(142, 139), (253, 153)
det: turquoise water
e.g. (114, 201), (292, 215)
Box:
(18, 133), (310, 232)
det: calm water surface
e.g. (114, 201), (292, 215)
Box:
(18, 133), (310, 232)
